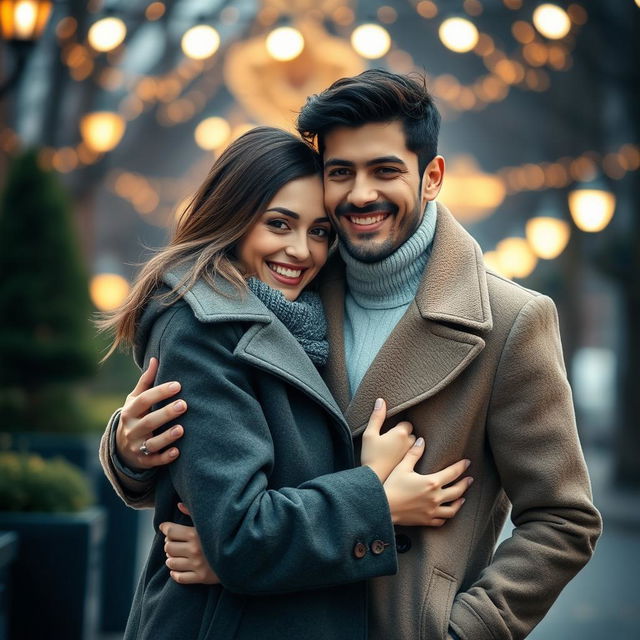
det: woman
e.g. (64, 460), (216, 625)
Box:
(100, 127), (470, 640)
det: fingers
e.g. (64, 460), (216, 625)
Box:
(124, 386), (185, 424)
(434, 497), (466, 520)
(387, 421), (414, 437)
(397, 437), (425, 471)
(363, 398), (386, 437)
(177, 502), (191, 516)
(431, 458), (471, 487)
(169, 570), (202, 585)
(130, 357), (158, 397)
(159, 522), (196, 541)
(440, 476), (474, 503)
(141, 425), (184, 454)
(164, 540), (194, 557)
(166, 557), (201, 572)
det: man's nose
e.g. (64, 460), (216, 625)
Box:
(347, 176), (378, 208)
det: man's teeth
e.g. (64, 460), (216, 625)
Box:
(349, 214), (387, 226)
(269, 264), (302, 278)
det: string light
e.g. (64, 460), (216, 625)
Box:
(439, 17), (479, 53)
(532, 4), (571, 39)
(181, 24), (220, 60)
(88, 17), (127, 52)
(351, 24), (391, 59)
(265, 26), (304, 61)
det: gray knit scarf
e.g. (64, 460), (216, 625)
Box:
(247, 278), (329, 367)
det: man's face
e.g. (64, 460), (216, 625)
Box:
(322, 121), (426, 263)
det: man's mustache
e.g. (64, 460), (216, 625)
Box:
(334, 201), (398, 218)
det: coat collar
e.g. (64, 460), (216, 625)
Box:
(320, 202), (492, 434)
(161, 269), (348, 432)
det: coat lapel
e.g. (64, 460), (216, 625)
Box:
(162, 268), (349, 434)
(322, 203), (493, 435)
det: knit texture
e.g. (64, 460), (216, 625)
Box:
(247, 278), (329, 367)
(341, 201), (437, 394)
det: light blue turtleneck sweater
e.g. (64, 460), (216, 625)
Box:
(341, 201), (437, 395)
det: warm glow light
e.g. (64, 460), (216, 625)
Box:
(88, 17), (127, 52)
(438, 155), (506, 222)
(525, 216), (570, 259)
(181, 25), (220, 60)
(194, 116), (231, 150)
(351, 23), (391, 59)
(483, 250), (506, 276)
(532, 4), (571, 39)
(80, 111), (125, 152)
(439, 17), (479, 53)
(568, 188), (616, 232)
(265, 26), (304, 61)
(90, 273), (130, 311)
(1, 0), (53, 40)
(496, 237), (538, 279)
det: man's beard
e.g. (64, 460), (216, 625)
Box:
(335, 200), (424, 264)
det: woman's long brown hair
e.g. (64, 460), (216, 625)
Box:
(98, 126), (322, 359)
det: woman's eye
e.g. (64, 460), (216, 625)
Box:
(310, 227), (330, 238)
(267, 219), (289, 230)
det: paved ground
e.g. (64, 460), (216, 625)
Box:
(100, 447), (640, 639)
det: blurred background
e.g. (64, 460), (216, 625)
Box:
(0, 0), (638, 638)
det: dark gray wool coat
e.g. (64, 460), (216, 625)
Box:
(122, 271), (398, 640)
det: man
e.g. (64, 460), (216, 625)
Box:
(101, 70), (601, 639)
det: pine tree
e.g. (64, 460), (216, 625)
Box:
(0, 150), (96, 431)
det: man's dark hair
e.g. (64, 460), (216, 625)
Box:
(297, 69), (441, 175)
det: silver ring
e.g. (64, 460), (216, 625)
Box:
(139, 441), (152, 456)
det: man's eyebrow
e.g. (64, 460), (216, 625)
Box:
(264, 207), (299, 219)
(323, 156), (407, 168)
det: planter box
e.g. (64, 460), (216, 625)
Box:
(0, 507), (106, 640)
(1, 430), (144, 632)
(0, 532), (18, 640)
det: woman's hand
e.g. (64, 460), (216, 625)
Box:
(159, 503), (220, 585)
(383, 439), (472, 527)
(116, 357), (186, 471)
(361, 398), (416, 482)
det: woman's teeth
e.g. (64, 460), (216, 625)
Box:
(349, 213), (387, 226)
(268, 263), (303, 278)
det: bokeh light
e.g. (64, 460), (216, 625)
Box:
(88, 17), (127, 52)
(351, 24), (391, 59)
(439, 17), (479, 53)
(181, 25), (220, 60)
(265, 27), (304, 61)
(533, 4), (571, 40)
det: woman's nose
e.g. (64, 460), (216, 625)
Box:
(285, 234), (311, 261)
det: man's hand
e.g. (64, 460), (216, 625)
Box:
(384, 439), (472, 527)
(361, 398), (416, 482)
(159, 503), (220, 585)
(116, 357), (186, 470)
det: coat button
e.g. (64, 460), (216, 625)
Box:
(395, 533), (412, 554)
(370, 539), (389, 555)
(353, 542), (367, 559)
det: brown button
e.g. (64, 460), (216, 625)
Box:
(371, 539), (389, 555)
(353, 542), (367, 559)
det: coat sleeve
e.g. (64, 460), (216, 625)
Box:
(98, 408), (157, 509)
(448, 295), (602, 640)
(155, 305), (397, 596)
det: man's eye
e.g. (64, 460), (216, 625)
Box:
(327, 168), (351, 177)
(377, 167), (400, 175)
(267, 219), (289, 230)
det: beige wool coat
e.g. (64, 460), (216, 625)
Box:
(101, 203), (601, 640)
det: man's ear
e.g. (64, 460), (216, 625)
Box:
(420, 155), (445, 208)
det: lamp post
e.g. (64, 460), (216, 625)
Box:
(0, 0), (53, 97)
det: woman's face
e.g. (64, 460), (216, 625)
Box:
(237, 175), (331, 301)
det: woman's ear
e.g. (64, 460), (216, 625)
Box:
(420, 155), (445, 209)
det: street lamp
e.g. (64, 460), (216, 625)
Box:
(0, 0), (53, 97)
(568, 185), (616, 232)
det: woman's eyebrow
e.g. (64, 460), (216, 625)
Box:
(314, 217), (331, 223)
(265, 207), (299, 219)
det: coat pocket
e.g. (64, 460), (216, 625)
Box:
(420, 567), (457, 640)
(197, 588), (246, 640)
